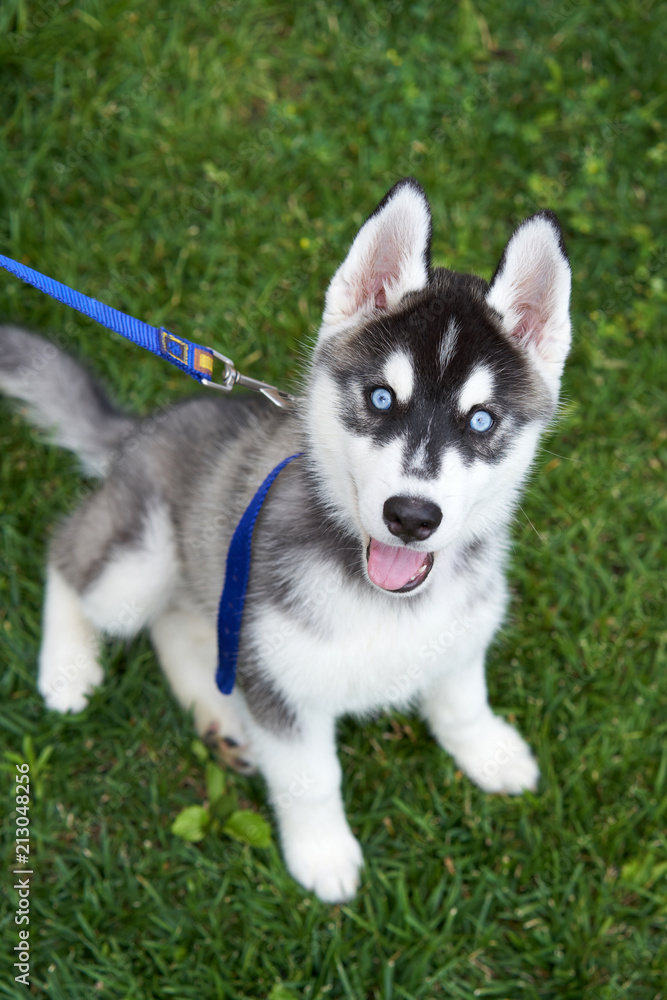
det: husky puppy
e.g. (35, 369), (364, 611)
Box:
(0, 179), (571, 902)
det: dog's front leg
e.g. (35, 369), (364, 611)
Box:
(243, 709), (363, 903)
(421, 655), (539, 795)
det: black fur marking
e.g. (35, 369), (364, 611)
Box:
(236, 654), (299, 735)
(250, 458), (366, 627)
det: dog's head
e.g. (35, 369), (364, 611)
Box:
(305, 179), (571, 596)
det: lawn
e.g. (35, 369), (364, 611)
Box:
(0, 1), (666, 998)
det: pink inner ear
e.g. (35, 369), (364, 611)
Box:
(354, 274), (388, 313)
(349, 273), (390, 315)
(512, 301), (545, 345)
(347, 235), (413, 314)
(513, 307), (533, 342)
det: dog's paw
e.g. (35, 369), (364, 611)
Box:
(279, 806), (363, 903)
(448, 716), (539, 795)
(196, 698), (256, 774)
(203, 725), (257, 775)
(38, 659), (104, 714)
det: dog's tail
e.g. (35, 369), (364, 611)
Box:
(0, 325), (136, 476)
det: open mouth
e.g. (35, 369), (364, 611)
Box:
(366, 538), (434, 593)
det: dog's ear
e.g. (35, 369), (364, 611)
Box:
(486, 212), (572, 392)
(320, 178), (431, 336)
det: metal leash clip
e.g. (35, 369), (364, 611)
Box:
(201, 348), (297, 410)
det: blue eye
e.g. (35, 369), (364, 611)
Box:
(370, 387), (393, 411)
(470, 409), (494, 432)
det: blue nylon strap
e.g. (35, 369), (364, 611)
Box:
(216, 452), (303, 695)
(0, 253), (214, 383)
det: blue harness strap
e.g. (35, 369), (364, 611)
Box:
(216, 452), (303, 695)
(0, 254), (214, 383)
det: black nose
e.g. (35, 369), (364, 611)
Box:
(383, 495), (443, 543)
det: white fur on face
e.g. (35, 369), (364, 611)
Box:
(439, 318), (460, 372)
(304, 369), (363, 533)
(354, 443), (471, 552)
(457, 364), (495, 415)
(405, 439), (429, 475)
(382, 349), (415, 404)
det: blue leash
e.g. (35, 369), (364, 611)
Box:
(0, 253), (216, 383)
(0, 251), (301, 694)
(0, 253), (296, 406)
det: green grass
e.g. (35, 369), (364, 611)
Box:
(1, 1), (666, 997)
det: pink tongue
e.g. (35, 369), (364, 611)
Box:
(367, 538), (427, 591)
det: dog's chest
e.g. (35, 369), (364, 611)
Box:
(247, 554), (506, 716)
